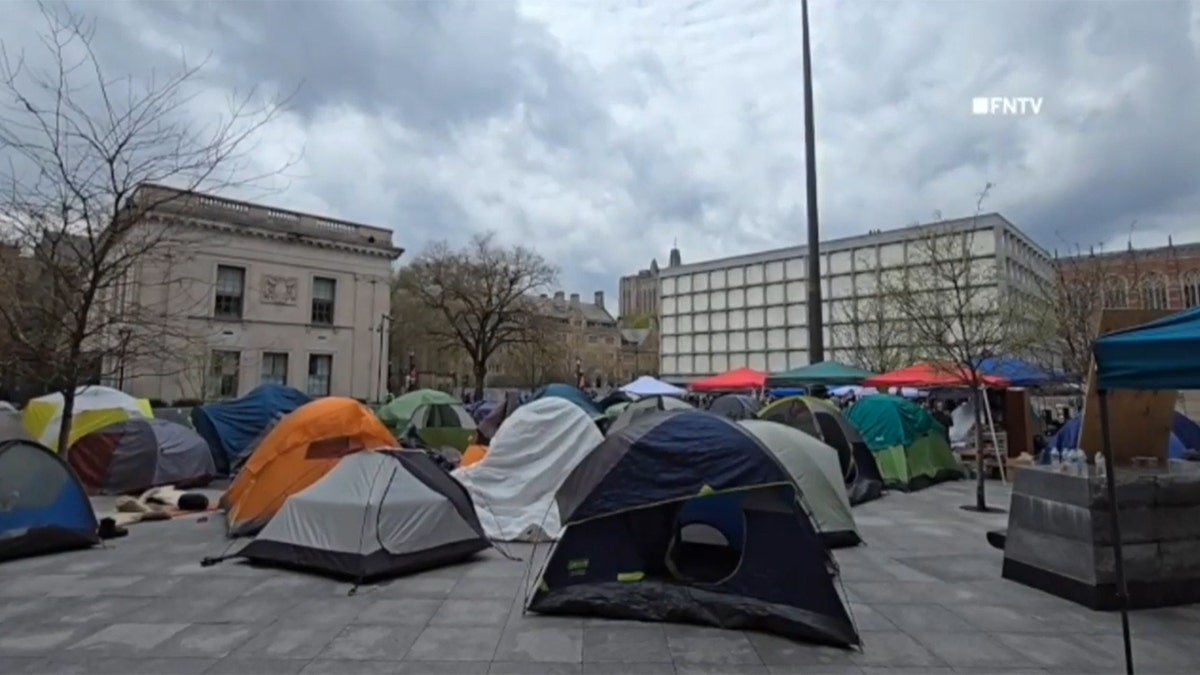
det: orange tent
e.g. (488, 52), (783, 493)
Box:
(220, 397), (397, 536)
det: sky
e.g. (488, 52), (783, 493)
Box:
(2, 0), (1198, 306)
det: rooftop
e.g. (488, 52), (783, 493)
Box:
(130, 184), (403, 259)
(535, 291), (616, 325)
(2, 481), (1190, 673)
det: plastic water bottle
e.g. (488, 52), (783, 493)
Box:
(1050, 448), (1062, 470)
(1095, 451), (1107, 479)
(1072, 449), (1086, 476)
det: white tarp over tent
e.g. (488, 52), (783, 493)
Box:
(452, 397), (603, 542)
(620, 376), (685, 397)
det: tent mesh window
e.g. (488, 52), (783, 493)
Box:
(305, 436), (363, 460)
(1, 442), (71, 510)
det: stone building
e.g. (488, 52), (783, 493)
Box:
(618, 244), (682, 321)
(111, 184), (403, 403)
(526, 291), (621, 387)
(618, 326), (660, 381)
(1060, 240), (1200, 311)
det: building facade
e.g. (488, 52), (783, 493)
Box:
(618, 245), (682, 320)
(115, 184), (402, 403)
(657, 214), (1052, 382)
(1060, 241), (1200, 311)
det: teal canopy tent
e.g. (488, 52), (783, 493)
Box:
(766, 361), (876, 388)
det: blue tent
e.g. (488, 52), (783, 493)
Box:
(1045, 413), (1200, 461)
(191, 385), (312, 474)
(1094, 306), (1200, 390)
(529, 409), (859, 647)
(0, 438), (99, 562)
(975, 357), (1068, 387)
(530, 383), (602, 418)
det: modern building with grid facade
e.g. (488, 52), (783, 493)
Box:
(656, 214), (1051, 383)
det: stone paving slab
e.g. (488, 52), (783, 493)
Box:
(1, 481), (1196, 673)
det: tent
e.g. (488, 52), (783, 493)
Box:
(596, 390), (633, 411)
(864, 362), (1010, 389)
(23, 386), (153, 452)
(603, 401), (630, 419)
(846, 395), (961, 491)
(221, 397), (398, 537)
(707, 394), (760, 421)
(67, 418), (215, 495)
(477, 391), (521, 444)
(0, 409), (30, 441)
(378, 390), (475, 451)
(607, 395), (694, 435)
(531, 384), (604, 418)
(975, 357), (1067, 388)
(236, 450), (490, 582)
(738, 419), (861, 548)
(766, 361), (876, 388)
(467, 400), (498, 424)
(0, 437), (99, 562)
(191, 384), (312, 474)
(152, 407), (194, 428)
(452, 397), (604, 541)
(1046, 413), (1200, 461)
(621, 376), (685, 397)
(689, 367), (767, 392)
(1092, 305), (1200, 390)
(528, 409), (859, 647)
(758, 396), (884, 505)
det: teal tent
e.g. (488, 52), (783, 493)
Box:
(766, 361), (876, 388)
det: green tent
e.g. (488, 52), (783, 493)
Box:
(845, 395), (961, 492)
(738, 419), (861, 548)
(766, 361), (876, 388)
(378, 389), (476, 451)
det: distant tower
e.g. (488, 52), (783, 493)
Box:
(668, 238), (682, 268)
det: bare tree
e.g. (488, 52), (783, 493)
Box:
(505, 315), (569, 388)
(831, 265), (914, 373)
(879, 185), (1041, 511)
(1031, 245), (1111, 382)
(0, 5), (290, 451)
(399, 233), (558, 399)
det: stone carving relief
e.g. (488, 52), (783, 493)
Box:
(261, 274), (298, 305)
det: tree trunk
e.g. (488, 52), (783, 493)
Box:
(55, 385), (77, 456)
(473, 361), (487, 401)
(973, 388), (987, 511)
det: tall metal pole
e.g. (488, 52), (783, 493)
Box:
(801, 0), (824, 363)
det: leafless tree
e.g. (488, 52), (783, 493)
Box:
(505, 316), (570, 388)
(1031, 245), (1111, 382)
(399, 232), (558, 399)
(831, 264), (914, 373)
(879, 184), (1041, 511)
(0, 5), (291, 451)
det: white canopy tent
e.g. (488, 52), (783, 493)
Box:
(620, 376), (685, 397)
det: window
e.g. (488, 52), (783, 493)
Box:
(209, 350), (241, 399)
(1141, 274), (1168, 310)
(261, 352), (289, 386)
(1184, 272), (1200, 308)
(307, 354), (332, 397)
(311, 277), (336, 325)
(214, 265), (245, 319)
(1103, 277), (1128, 309)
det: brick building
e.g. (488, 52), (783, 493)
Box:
(1061, 241), (1200, 311)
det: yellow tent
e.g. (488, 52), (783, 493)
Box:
(23, 386), (153, 451)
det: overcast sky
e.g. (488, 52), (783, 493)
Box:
(3, 0), (1198, 304)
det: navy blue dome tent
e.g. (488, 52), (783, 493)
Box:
(191, 384), (311, 474)
(0, 437), (99, 562)
(527, 409), (859, 647)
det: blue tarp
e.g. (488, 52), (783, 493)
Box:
(531, 384), (603, 418)
(191, 385), (311, 474)
(975, 357), (1067, 387)
(1045, 413), (1200, 461)
(1094, 306), (1200, 390)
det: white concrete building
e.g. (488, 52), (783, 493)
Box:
(657, 214), (1051, 383)
(113, 184), (402, 403)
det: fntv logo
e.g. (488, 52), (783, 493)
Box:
(972, 97), (1043, 116)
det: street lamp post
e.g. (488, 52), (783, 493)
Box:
(801, 0), (824, 363)
(575, 357), (583, 389)
(117, 327), (131, 389)
(376, 314), (391, 402)
(407, 349), (416, 392)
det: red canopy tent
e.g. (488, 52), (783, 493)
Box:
(863, 362), (1010, 389)
(690, 367), (767, 392)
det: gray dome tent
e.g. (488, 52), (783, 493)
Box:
(235, 450), (490, 582)
(607, 395), (694, 435)
(707, 394), (761, 421)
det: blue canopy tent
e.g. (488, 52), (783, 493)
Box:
(190, 385), (312, 474)
(975, 357), (1068, 387)
(530, 383), (603, 418)
(1045, 414), (1200, 461)
(1090, 305), (1200, 675)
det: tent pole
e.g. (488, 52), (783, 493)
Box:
(980, 385), (1007, 484)
(1097, 389), (1134, 675)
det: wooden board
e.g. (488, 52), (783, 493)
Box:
(1079, 309), (1176, 467)
(1003, 388), (1033, 458)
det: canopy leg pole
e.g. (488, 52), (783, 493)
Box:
(1098, 389), (1134, 675)
(980, 385), (1007, 484)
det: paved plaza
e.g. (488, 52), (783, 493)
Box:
(1, 481), (1197, 674)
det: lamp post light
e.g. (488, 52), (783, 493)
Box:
(801, 0), (824, 363)
(575, 357), (583, 389)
